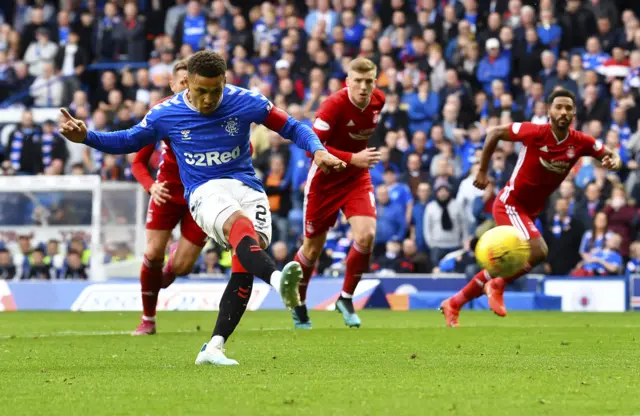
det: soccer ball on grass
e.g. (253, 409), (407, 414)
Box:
(475, 226), (531, 277)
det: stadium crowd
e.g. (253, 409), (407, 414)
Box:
(1, 0), (640, 281)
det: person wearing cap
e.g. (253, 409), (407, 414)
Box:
(23, 27), (58, 77)
(476, 37), (510, 94)
(424, 180), (467, 267)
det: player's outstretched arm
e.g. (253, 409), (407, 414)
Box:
(262, 106), (346, 173)
(474, 124), (511, 189)
(59, 108), (157, 155)
(131, 144), (157, 192)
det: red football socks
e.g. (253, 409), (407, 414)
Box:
(342, 242), (371, 296)
(140, 256), (163, 320)
(161, 247), (176, 289)
(294, 248), (315, 303)
(450, 270), (492, 309)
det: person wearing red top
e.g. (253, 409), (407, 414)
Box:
(292, 57), (385, 329)
(130, 60), (208, 335)
(440, 89), (622, 327)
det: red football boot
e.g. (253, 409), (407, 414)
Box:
(131, 319), (156, 336)
(439, 299), (460, 327)
(484, 278), (507, 317)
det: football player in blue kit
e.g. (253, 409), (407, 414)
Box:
(59, 51), (346, 365)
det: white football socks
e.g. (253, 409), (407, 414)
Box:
(270, 271), (282, 293)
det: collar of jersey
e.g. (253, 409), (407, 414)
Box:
(346, 87), (371, 112)
(182, 89), (225, 114)
(550, 126), (570, 144)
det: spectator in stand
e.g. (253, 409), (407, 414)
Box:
(370, 239), (404, 274)
(400, 153), (430, 197)
(195, 248), (225, 274)
(94, 1), (121, 62)
(544, 58), (579, 97)
(383, 168), (414, 226)
(575, 182), (605, 228)
(29, 62), (63, 107)
(424, 181), (467, 266)
(374, 185), (407, 256)
(164, 0), (187, 39)
(271, 241), (290, 270)
(537, 8), (563, 57)
(543, 198), (585, 275)
(579, 211), (613, 262)
(59, 250), (88, 280)
(604, 185), (635, 259)
(20, 7), (53, 57)
(6, 111), (67, 175)
(117, 2), (146, 62)
(472, 175), (496, 229)
(411, 182), (431, 253)
(0, 248), (16, 280)
(573, 232), (623, 276)
(23, 27), (57, 77)
(174, 1), (206, 53)
(0, 50), (16, 101)
(23, 247), (53, 280)
(560, 0), (597, 53)
(626, 241), (640, 274)
(476, 37), (510, 94)
(402, 79), (439, 135)
(264, 154), (291, 244)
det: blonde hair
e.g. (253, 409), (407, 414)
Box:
(173, 59), (188, 75)
(349, 57), (377, 74)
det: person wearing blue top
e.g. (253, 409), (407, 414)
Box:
(341, 10), (365, 48)
(581, 37), (610, 71)
(476, 38), (511, 94)
(374, 185), (407, 255)
(536, 9), (562, 57)
(576, 233), (623, 276)
(175, 1), (206, 52)
(58, 50), (345, 366)
(401, 79), (440, 135)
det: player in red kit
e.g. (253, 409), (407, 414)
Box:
(440, 89), (622, 327)
(292, 57), (385, 328)
(130, 60), (208, 335)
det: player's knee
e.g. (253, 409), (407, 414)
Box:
(530, 239), (548, 265)
(354, 227), (375, 249)
(302, 241), (323, 262)
(144, 245), (165, 263)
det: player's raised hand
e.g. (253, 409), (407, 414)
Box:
(149, 181), (171, 205)
(351, 147), (382, 169)
(314, 150), (347, 174)
(473, 170), (489, 190)
(59, 109), (88, 143)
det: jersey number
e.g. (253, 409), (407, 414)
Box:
(255, 205), (267, 224)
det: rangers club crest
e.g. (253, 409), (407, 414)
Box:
(567, 146), (575, 159)
(223, 117), (240, 136)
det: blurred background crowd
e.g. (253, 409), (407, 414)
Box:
(1, 0), (640, 281)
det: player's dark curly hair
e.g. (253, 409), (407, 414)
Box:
(187, 51), (227, 78)
(547, 89), (576, 105)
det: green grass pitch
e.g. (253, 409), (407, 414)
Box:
(2, 311), (639, 415)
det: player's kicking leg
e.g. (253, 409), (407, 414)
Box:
(132, 228), (172, 335)
(191, 180), (302, 365)
(441, 202), (548, 326)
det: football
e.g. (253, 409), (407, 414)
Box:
(475, 226), (531, 277)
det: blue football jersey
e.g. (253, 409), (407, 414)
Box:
(84, 85), (325, 202)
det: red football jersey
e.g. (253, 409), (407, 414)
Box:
(310, 87), (385, 186)
(498, 122), (607, 216)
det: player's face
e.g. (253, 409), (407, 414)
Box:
(347, 69), (376, 107)
(548, 97), (575, 130)
(170, 69), (188, 94)
(188, 73), (226, 115)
